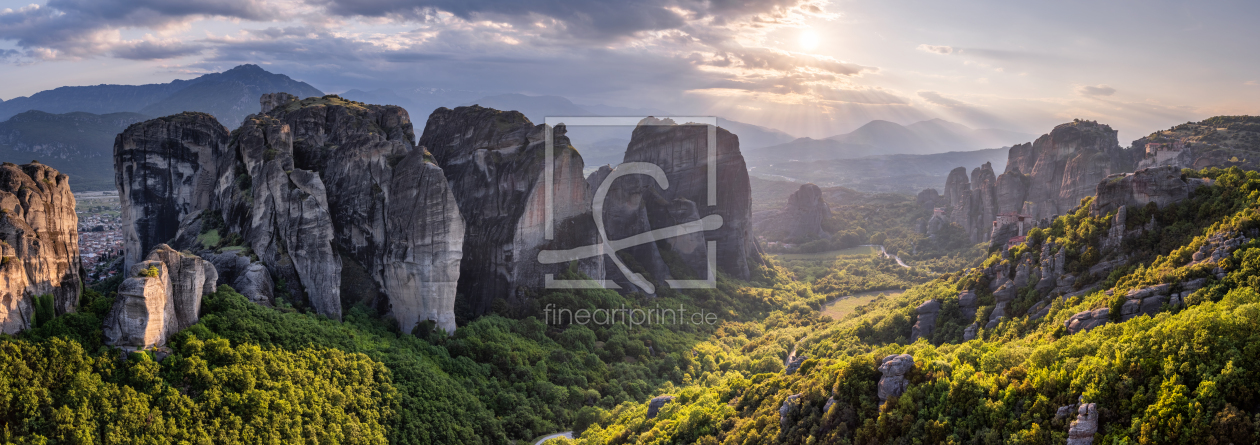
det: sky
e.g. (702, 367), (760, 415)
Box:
(0, 0), (1258, 142)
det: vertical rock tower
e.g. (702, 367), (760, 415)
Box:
(116, 93), (464, 334)
(0, 162), (82, 333)
(420, 105), (602, 317)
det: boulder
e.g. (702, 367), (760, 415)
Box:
(780, 393), (803, 425)
(1065, 308), (1109, 334)
(963, 322), (979, 341)
(910, 299), (941, 342)
(0, 162), (83, 334)
(878, 354), (914, 403)
(646, 395), (675, 419)
(958, 290), (978, 322)
(785, 353), (808, 375)
(1067, 403), (1099, 445)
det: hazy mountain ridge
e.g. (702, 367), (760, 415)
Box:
(0, 64), (323, 128)
(0, 110), (149, 190)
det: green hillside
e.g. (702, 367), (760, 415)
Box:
(0, 110), (148, 191)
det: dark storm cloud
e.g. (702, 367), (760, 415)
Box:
(310, 0), (812, 39)
(0, 0), (278, 59)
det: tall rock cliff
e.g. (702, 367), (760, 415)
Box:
(0, 162), (82, 333)
(102, 244), (216, 348)
(116, 94), (464, 334)
(752, 183), (832, 243)
(935, 120), (1140, 242)
(420, 105), (601, 317)
(590, 118), (764, 293)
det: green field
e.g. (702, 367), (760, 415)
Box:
(772, 245), (878, 260)
(820, 289), (904, 320)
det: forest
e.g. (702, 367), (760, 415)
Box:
(5, 168), (1260, 444)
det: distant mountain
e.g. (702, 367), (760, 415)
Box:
(749, 118), (1034, 163)
(748, 147), (1009, 195)
(0, 64), (323, 128)
(0, 110), (150, 190)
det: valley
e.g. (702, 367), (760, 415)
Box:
(1, 66), (1260, 445)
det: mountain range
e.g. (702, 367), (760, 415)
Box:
(0, 65), (323, 128)
(747, 118), (1034, 162)
(0, 110), (148, 190)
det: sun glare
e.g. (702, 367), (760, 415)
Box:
(799, 29), (820, 51)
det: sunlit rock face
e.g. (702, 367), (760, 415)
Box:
(0, 162), (82, 334)
(420, 105), (602, 317)
(116, 93), (465, 334)
(103, 244), (216, 348)
(943, 120), (1142, 243)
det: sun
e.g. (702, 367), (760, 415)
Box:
(799, 29), (820, 51)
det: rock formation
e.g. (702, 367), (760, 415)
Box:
(786, 353), (807, 375)
(910, 299), (941, 342)
(752, 183), (831, 243)
(103, 244), (216, 348)
(589, 117), (764, 293)
(117, 94), (465, 334)
(115, 112), (231, 272)
(940, 121), (1141, 242)
(878, 353), (914, 403)
(420, 105), (601, 317)
(1067, 402), (1098, 445)
(1064, 308), (1109, 335)
(916, 188), (943, 212)
(780, 393), (803, 425)
(0, 162), (82, 334)
(1090, 166), (1211, 217)
(646, 395), (675, 419)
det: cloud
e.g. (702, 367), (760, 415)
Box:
(111, 39), (205, 60)
(1077, 84), (1116, 97)
(0, 0), (281, 60)
(916, 44), (952, 55)
(1246, 80), (1259, 86)
(917, 90), (967, 107)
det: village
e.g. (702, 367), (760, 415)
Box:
(75, 191), (123, 283)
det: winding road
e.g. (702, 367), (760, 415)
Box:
(535, 432), (574, 444)
(863, 244), (910, 268)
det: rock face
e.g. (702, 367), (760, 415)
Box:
(753, 183), (831, 243)
(1064, 308), (1110, 334)
(0, 162), (82, 334)
(117, 94), (465, 334)
(420, 106), (600, 317)
(103, 244), (216, 348)
(1090, 166), (1211, 217)
(590, 118), (764, 293)
(1067, 403), (1099, 445)
(943, 121), (1140, 242)
(878, 354), (914, 403)
(115, 112), (231, 272)
(780, 393), (803, 425)
(910, 299), (941, 342)
(785, 353), (807, 375)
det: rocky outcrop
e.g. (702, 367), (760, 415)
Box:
(780, 393), (803, 425)
(0, 162), (82, 334)
(646, 395), (675, 419)
(963, 323), (979, 341)
(1091, 166), (1211, 217)
(878, 354), (914, 403)
(943, 121), (1140, 242)
(753, 183), (831, 243)
(590, 118), (764, 293)
(786, 353), (807, 375)
(0, 167), (80, 318)
(910, 299), (941, 342)
(420, 106), (600, 316)
(916, 188), (943, 212)
(1064, 308), (1109, 334)
(103, 244), (216, 348)
(115, 112), (231, 272)
(1067, 403), (1098, 445)
(117, 94), (465, 334)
